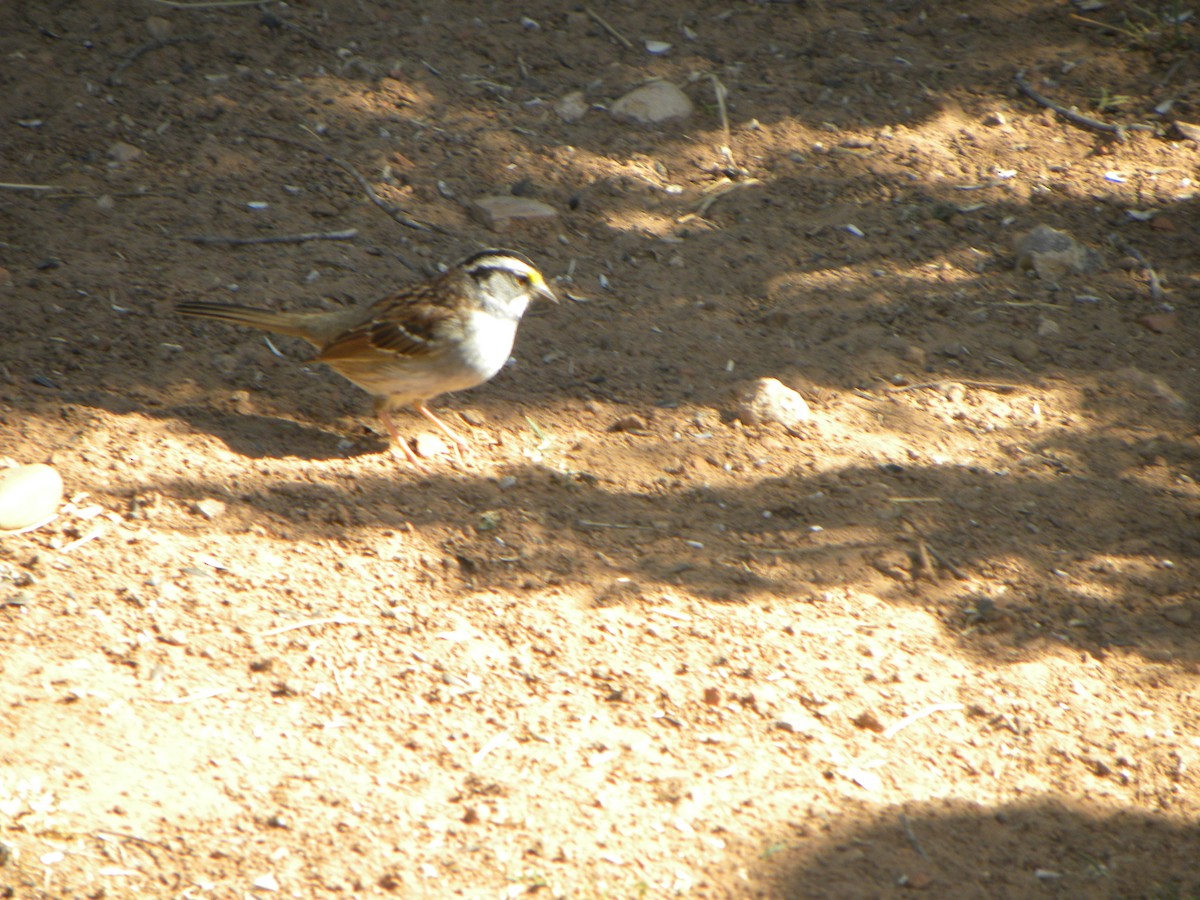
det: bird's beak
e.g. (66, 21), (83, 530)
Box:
(533, 273), (559, 303)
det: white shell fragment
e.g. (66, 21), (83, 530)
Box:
(610, 81), (693, 125)
(736, 378), (812, 432)
(0, 463), (63, 532)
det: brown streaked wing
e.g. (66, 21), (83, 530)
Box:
(316, 282), (457, 362)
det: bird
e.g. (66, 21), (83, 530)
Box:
(176, 249), (557, 468)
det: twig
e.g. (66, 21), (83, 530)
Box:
(882, 702), (965, 739)
(0, 182), (61, 192)
(183, 228), (358, 246)
(1014, 70), (1155, 141)
(155, 687), (235, 704)
(899, 814), (930, 861)
(584, 6), (635, 50)
(254, 615), (369, 637)
(1111, 237), (1165, 301)
(885, 380), (1021, 394)
(92, 831), (171, 854)
(690, 178), (762, 217)
(471, 729), (512, 765)
(709, 74), (737, 171)
(924, 544), (969, 581)
(248, 132), (437, 232)
(148, 0), (270, 7)
(109, 34), (212, 86)
(58, 527), (104, 554)
(887, 497), (943, 504)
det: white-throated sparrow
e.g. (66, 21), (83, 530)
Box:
(177, 249), (556, 467)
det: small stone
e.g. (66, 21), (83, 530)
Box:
(703, 687), (721, 706)
(555, 91), (588, 123)
(903, 345), (927, 367)
(108, 141), (143, 164)
(193, 498), (226, 520)
(903, 871), (935, 890)
(413, 433), (449, 458)
(610, 81), (693, 125)
(775, 711), (819, 735)
(852, 710), (885, 733)
(1010, 338), (1039, 363)
(1163, 605), (1193, 626)
(1137, 312), (1179, 334)
(0, 464), (63, 532)
(735, 377), (811, 432)
(95, 194), (115, 214)
(471, 195), (558, 232)
(1170, 120), (1200, 142)
(145, 15), (171, 41)
(1014, 224), (1100, 282)
(982, 111), (1005, 126)
(1036, 317), (1061, 338)
(252, 873), (279, 892)
(608, 414), (648, 433)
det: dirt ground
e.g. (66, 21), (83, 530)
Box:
(2, 0), (1200, 897)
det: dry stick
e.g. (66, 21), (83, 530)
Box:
(1112, 238), (1165, 301)
(254, 615), (369, 637)
(899, 814), (930, 861)
(248, 132), (438, 233)
(1014, 70), (1155, 141)
(882, 702), (965, 739)
(148, 0), (271, 7)
(109, 34), (212, 86)
(584, 6), (634, 50)
(0, 182), (60, 192)
(184, 228), (358, 246)
(709, 74), (737, 171)
(885, 379), (1021, 394)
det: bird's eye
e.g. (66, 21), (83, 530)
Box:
(516, 274), (531, 286)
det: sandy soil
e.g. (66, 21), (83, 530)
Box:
(2, 1), (1200, 897)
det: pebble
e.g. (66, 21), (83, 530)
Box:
(108, 141), (143, 164)
(1014, 224), (1100, 283)
(555, 91), (588, 123)
(1137, 312), (1179, 334)
(1010, 338), (1039, 363)
(193, 498), (227, 520)
(0, 464), (63, 532)
(610, 81), (693, 125)
(1036, 316), (1060, 338)
(775, 710), (819, 735)
(413, 433), (450, 459)
(608, 414), (648, 433)
(735, 377), (811, 432)
(471, 195), (558, 232)
(1163, 605), (1193, 626)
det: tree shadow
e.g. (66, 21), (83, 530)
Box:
(752, 798), (1200, 898)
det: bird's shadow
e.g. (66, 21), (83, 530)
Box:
(168, 404), (386, 461)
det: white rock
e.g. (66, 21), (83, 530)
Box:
(471, 196), (558, 232)
(736, 378), (811, 432)
(1014, 224), (1100, 283)
(0, 464), (62, 532)
(555, 91), (588, 123)
(610, 81), (693, 125)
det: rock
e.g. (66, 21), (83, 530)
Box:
(775, 710), (819, 735)
(1014, 225), (1101, 282)
(1036, 316), (1061, 338)
(413, 433), (450, 458)
(608, 414), (648, 433)
(1137, 312), (1179, 334)
(193, 498), (227, 520)
(145, 15), (171, 41)
(1010, 337), (1039, 363)
(610, 81), (693, 125)
(555, 91), (588, 123)
(982, 111), (1006, 126)
(735, 378), (811, 432)
(1163, 605), (1193, 626)
(108, 141), (143, 164)
(0, 464), (63, 532)
(471, 196), (558, 232)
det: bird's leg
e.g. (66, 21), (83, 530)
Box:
(413, 399), (472, 466)
(378, 407), (430, 472)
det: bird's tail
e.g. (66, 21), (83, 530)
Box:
(176, 302), (324, 346)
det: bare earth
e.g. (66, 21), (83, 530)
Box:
(2, 1), (1200, 897)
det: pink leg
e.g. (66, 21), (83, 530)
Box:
(413, 400), (471, 466)
(378, 407), (430, 472)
